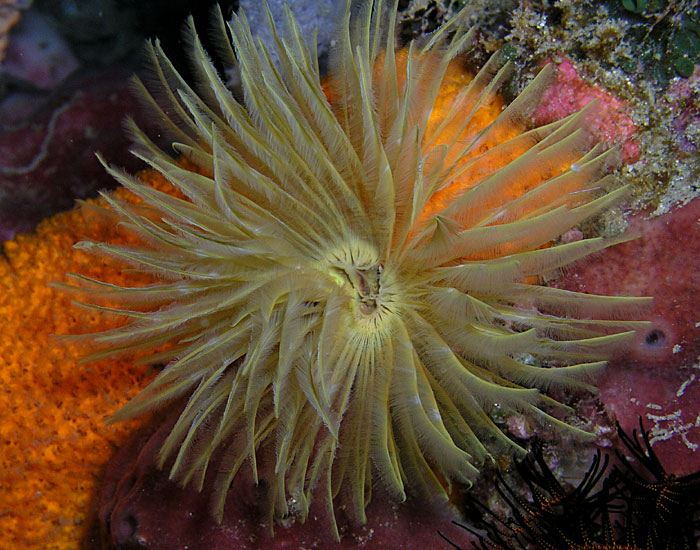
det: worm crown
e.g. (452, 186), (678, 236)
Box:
(64, 0), (650, 539)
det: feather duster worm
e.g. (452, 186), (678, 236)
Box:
(60, 0), (650, 538)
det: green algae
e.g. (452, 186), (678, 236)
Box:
(618, 0), (700, 82)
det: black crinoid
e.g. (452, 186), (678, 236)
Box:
(444, 419), (700, 550)
(612, 419), (700, 549)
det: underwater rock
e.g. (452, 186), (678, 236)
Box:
(664, 66), (700, 156)
(0, 0), (32, 63)
(0, 68), (160, 241)
(0, 10), (78, 87)
(237, 0), (341, 76)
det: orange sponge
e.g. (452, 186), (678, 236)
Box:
(0, 171), (176, 549)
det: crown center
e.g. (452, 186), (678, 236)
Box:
(342, 263), (383, 315)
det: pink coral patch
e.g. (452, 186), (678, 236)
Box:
(533, 56), (640, 163)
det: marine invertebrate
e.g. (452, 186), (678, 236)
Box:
(0, 174), (170, 549)
(444, 420), (700, 550)
(64, 0), (649, 537)
(88, 403), (472, 549)
(446, 446), (614, 549)
(555, 197), (700, 473)
(532, 56), (640, 163)
(613, 419), (700, 546)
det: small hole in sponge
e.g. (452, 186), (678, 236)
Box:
(123, 514), (138, 538)
(110, 510), (140, 547)
(645, 329), (665, 347)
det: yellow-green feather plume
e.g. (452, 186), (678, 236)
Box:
(62, 0), (650, 539)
